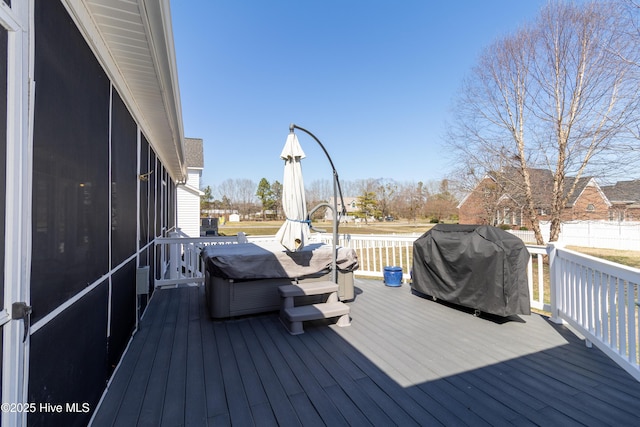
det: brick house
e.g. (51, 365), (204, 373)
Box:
(601, 180), (640, 222)
(457, 168), (611, 227)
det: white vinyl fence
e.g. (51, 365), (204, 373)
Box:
(510, 221), (640, 251)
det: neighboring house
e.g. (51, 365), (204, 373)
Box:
(325, 197), (359, 222)
(458, 168), (610, 227)
(1, 2), (185, 425)
(602, 179), (640, 222)
(177, 137), (205, 237)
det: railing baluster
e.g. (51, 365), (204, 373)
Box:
(627, 282), (637, 364)
(537, 254), (544, 307)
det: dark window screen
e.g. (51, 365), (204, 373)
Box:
(0, 24), (7, 312)
(167, 175), (175, 231)
(111, 90), (137, 267)
(155, 163), (163, 236)
(28, 282), (108, 427)
(0, 21), (7, 406)
(32, 0), (109, 321)
(139, 135), (149, 245)
(149, 150), (157, 239)
(165, 168), (172, 231)
(108, 260), (136, 370)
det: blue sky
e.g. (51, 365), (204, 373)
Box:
(171, 1), (548, 190)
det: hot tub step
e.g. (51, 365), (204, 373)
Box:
(278, 281), (338, 298)
(282, 302), (350, 335)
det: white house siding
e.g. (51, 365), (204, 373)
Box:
(188, 170), (201, 189)
(177, 138), (204, 237)
(177, 184), (202, 237)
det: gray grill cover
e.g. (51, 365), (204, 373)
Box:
(412, 224), (531, 316)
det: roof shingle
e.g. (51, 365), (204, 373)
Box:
(184, 137), (204, 168)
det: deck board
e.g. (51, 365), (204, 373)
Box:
(162, 286), (189, 426)
(184, 288), (208, 426)
(91, 279), (640, 426)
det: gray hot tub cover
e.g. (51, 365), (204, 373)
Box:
(202, 241), (359, 280)
(411, 224), (530, 316)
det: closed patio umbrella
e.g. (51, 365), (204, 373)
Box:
(276, 132), (310, 251)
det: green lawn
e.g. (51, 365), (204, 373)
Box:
(217, 219), (434, 237)
(567, 246), (640, 269)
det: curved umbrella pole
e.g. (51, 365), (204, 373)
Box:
(289, 124), (346, 284)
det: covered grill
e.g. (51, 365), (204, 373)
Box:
(411, 224), (531, 316)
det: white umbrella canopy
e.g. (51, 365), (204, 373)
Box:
(276, 132), (310, 251)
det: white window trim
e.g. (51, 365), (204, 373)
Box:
(1, 2), (33, 427)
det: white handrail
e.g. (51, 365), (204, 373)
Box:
(154, 233), (250, 287)
(548, 243), (640, 381)
(154, 232), (546, 297)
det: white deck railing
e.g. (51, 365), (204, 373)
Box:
(547, 243), (640, 381)
(154, 231), (247, 287)
(154, 231), (547, 300)
(315, 233), (419, 282)
(154, 232), (639, 381)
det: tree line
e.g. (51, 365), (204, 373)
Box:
(200, 177), (459, 222)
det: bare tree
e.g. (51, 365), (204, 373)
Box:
(306, 179), (332, 205)
(449, 0), (640, 243)
(215, 178), (258, 218)
(394, 181), (426, 223)
(424, 179), (459, 222)
(376, 179), (397, 219)
(237, 178), (258, 218)
(614, 1), (640, 145)
(217, 178), (239, 207)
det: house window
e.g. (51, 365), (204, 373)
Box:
(503, 208), (511, 225)
(586, 204), (595, 212)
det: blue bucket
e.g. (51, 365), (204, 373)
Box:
(383, 266), (403, 287)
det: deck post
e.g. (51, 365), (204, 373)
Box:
(547, 242), (565, 324)
(169, 231), (180, 280)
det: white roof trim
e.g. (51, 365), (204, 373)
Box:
(179, 183), (204, 197)
(64, 0), (186, 181)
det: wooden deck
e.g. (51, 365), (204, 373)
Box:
(91, 279), (640, 426)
